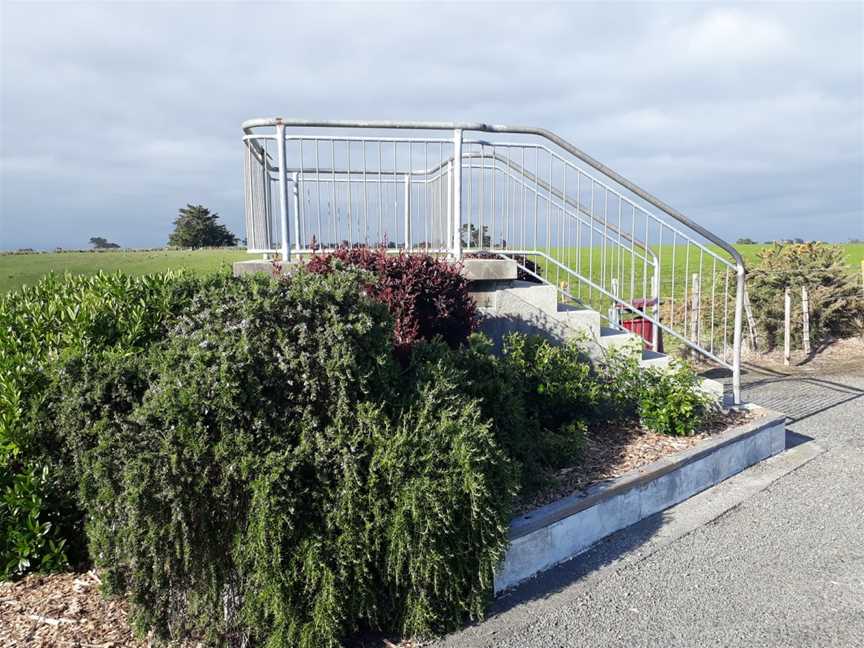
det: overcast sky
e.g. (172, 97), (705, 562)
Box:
(1, 1), (862, 250)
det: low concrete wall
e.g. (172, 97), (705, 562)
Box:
(233, 259), (280, 277)
(495, 405), (786, 593)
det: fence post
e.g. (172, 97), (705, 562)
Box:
(801, 286), (811, 356)
(451, 129), (463, 259)
(743, 284), (759, 353)
(275, 122), (290, 262)
(784, 286), (791, 366)
(609, 278), (620, 327)
(651, 270), (660, 350)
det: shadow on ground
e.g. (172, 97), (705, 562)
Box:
(701, 363), (864, 424)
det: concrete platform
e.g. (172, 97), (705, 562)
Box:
(494, 404), (786, 593)
(460, 258), (517, 281)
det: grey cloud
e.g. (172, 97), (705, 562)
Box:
(1, 1), (862, 249)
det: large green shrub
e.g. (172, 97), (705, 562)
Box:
(0, 271), (198, 579)
(748, 242), (863, 350)
(46, 269), (513, 647)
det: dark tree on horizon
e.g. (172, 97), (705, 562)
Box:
(89, 236), (121, 249)
(168, 204), (238, 248)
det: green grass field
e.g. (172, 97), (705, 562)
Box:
(541, 243), (864, 303)
(2, 244), (861, 296)
(0, 249), (250, 294)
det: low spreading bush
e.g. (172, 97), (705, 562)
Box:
(305, 247), (478, 358)
(748, 242), (863, 350)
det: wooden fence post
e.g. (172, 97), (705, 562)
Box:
(801, 286), (811, 356)
(784, 286), (791, 366)
(743, 284), (759, 353)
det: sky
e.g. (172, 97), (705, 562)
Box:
(1, 1), (862, 250)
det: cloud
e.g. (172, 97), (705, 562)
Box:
(0, 1), (862, 249)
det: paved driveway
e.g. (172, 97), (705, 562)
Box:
(433, 365), (864, 648)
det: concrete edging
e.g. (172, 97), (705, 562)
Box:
(494, 405), (786, 593)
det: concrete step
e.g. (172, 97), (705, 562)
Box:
(498, 281), (559, 314)
(555, 303), (601, 336)
(639, 350), (672, 370)
(699, 377), (728, 407)
(470, 280), (560, 314)
(596, 326), (642, 352)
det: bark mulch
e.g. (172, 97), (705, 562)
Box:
(0, 569), (200, 648)
(517, 408), (756, 514)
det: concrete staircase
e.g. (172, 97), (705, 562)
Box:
(465, 259), (670, 370)
(463, 258), (725, 403)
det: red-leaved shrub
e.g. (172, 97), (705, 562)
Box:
(306, 247), (478, 357)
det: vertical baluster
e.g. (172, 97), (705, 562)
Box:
(670, 231), (677, 331)
(722, 266), (730, 359)
(331, 139), (338, 246)
(315, 140), (322, 247)
(710, 257), (717, 354)
(491, 144), (496, 249)
(588, 179), (595, 302)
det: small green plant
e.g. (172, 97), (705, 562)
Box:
(1, 465), (70, 579)
(639, 363), (716, 437)
(593, 344), (646, 423)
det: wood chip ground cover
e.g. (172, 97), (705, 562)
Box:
(0, 570), (200, 648)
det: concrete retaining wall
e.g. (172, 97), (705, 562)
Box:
(495, 406), (786, 593)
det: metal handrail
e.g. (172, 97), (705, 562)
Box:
(241, 118), (745, 404)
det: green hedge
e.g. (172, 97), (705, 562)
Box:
(1, 271), (200, 579)
(3, 264), (717, 646)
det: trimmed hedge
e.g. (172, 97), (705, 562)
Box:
(1, 271), (199, 579)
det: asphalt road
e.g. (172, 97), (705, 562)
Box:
(433, 364), (864, 648)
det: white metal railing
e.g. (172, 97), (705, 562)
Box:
(241, 119), (746, 403)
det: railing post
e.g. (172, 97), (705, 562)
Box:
(732, 266), (745, 404)
(404, 174), (411, 250)
(276, 122), (291, 262)
(452, 129), (463, 259)
(292, 172), (301, 252)
(446, 161), (453, 256)
(651, 269), (661, 350)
